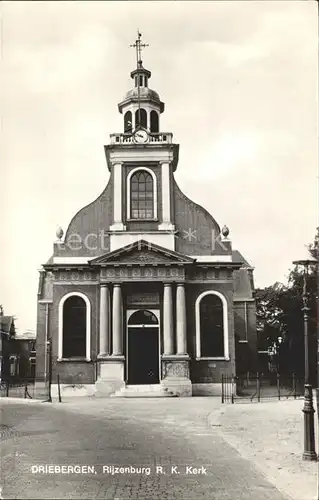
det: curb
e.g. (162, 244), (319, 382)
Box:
(0, 397), (52, 405)
(207, 407), (223, 428)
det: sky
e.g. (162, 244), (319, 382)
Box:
(1, 1), (318, 335)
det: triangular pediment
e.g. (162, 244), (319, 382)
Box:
(90, 239), (195, 265)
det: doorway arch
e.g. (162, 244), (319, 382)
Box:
(127, 309), (160, 385)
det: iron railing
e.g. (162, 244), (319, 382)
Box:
(0, 375), (51, 401)
(222, 373), (304, 403)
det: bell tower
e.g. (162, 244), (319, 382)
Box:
(105, 32), (179, 251)
(118, 32), (164, 134)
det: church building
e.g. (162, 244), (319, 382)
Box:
(36, 35), (257, 397)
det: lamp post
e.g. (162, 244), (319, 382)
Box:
(46, 339), (52, 403)
(292, 257), (317, 461)
(277, 335), (283, 373)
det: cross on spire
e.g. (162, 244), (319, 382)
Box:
(130, 30), (149, 68)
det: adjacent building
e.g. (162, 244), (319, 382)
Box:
(0, 309), (36, 383)
(0, 313), (16, 383)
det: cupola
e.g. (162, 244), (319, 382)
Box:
(118, 33), (165, 134)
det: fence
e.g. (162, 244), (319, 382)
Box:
(0, 376), (51, 402)
(222, 373), (305, 403)
(0, 373), (64, 402)
(0, 341), (64, 402)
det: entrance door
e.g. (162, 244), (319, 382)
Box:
(127, 310), (160, 385)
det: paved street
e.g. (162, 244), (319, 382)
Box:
(217, 400), (318, 500)
(0, 398), (289, 499)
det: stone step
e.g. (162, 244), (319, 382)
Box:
(112, 392), (175, 398)
(120, 384), (163, 392)
(112, 384), (175, 398)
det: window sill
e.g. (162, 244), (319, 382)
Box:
(195, 357), (230, 361)
(127, 218), (159, 223)
(57, 358), (92, 363)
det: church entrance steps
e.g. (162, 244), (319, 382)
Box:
(112, 384), (175, 398)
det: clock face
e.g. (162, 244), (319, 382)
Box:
(134, 129), (149, 143)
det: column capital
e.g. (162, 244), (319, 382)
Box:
(163, 283), (172, 287)
(159, 160), (170, 166)
(113, 283), (121, 288)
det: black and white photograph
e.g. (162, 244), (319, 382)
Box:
(1, 1), (318, 499)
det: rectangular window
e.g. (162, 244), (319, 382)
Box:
(130, 170), (154, 219)
(10, 356), (16, 376)
(29, 357), (36, 379)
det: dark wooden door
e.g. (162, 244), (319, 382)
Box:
(128, 327), (159, 385)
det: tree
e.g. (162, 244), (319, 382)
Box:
(255, 284), (285, 351)
(256, 230), (318, 384)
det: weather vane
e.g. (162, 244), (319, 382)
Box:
(130, 30), (149, 67)
(129, 31), (149, 130)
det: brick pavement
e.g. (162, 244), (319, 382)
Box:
(0, 398), (289, 499)
(214, 400), (318, 500)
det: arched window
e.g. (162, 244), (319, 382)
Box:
(130, 170), (154, 219)
(128, 310), (158, 326)
(135, 108), (147, 129)
(150, 110), (159, 133)
(195, 291), (229, 359)
(124, 111), (132, 133)
(58, 292), (91, 360)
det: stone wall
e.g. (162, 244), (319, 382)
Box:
(36, 270), (252, 388)
(186, 281), (235, 382)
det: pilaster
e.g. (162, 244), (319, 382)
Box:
(158, 161), (175, 231)
(161, 283), (191, 396)
(95, 283), (125, 396)
(176, 283), (187, 355)
(110, 162), (125, 231)
(97, 284), (110, 358)
(112, 284), (123, 356)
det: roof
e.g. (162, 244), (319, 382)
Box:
(16, 331), (36, 340)
(45, 255), (54, 265)
(232, 250), (253, 268)
(124, 87), (160, 102)
(0, 315), (15, 336)
(231, 251), (255, 300)
(90, 239), (195, 266)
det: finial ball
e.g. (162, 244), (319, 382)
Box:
(56, 226), (64, 240)
(222, 225), (230, 238)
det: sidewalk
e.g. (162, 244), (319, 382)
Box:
(2, 396), (317, 499)
(213, 399), (318, 500)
